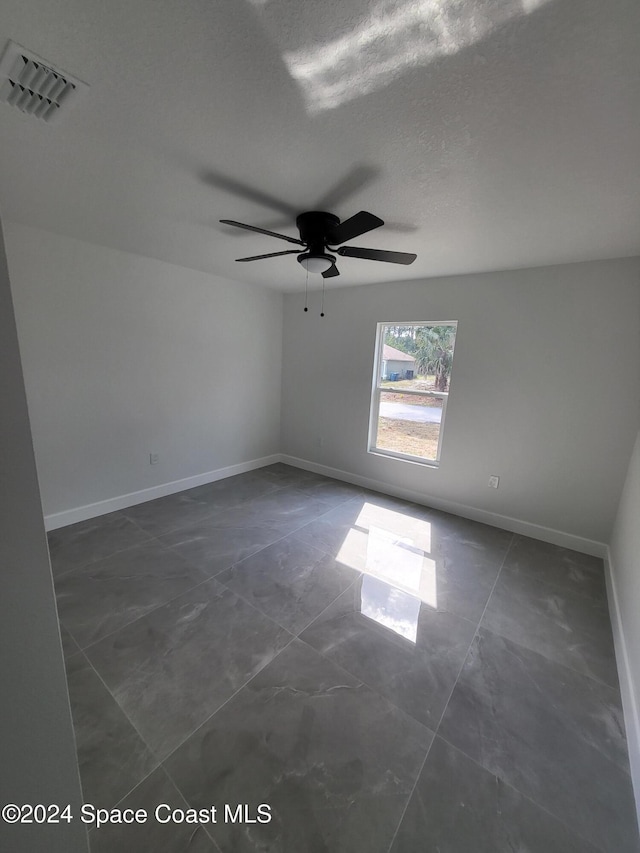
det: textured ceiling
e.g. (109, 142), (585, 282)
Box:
(0, 0), (639, 291)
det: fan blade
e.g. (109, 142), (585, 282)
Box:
(220, 220), (304, 246)
(235, 250), (301, 262)
(337, 246), (417, 265)
(322, 263), (340, 279)
(329, 211), (384, 244)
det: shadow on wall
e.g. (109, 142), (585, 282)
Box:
(246, 0), (554, 113)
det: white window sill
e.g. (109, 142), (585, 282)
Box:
(368, 448), (440, 469)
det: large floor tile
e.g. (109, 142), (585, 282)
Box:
(66, 654), (157, 810)
(47, 511), (151, 577)
(301, 575), (476, 729)
(296, 497), (510, 622)
(85, 579), (292, 760)
(482, 566), (619, 687)
(56, 540), (209, 648)
(390, 736), (599, 853)
(292, 477), (364, 509)
(438, 629), (639, 853)
(164, 639), (433, 853)
(158, 519), (284, 576)
(424, 514), (514, 620)
(504, 535), (607, 600)
(217, 535), (360, 634)
(209, 486), (335, 535)
(258, 463), (326, 488)
(184, 470), (283, 510)
(89, 767), (218, 853)
(60, 623), (81, 659)
(121, 491), (217, 536)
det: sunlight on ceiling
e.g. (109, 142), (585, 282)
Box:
(270, 0), (552, 113)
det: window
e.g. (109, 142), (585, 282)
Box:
(368, 322), (458, 466)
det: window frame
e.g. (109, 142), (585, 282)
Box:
(368, 320), (458, 467)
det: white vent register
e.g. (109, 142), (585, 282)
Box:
(0, 40), (88, 122)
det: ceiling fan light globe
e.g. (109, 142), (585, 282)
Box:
(297, 253), (335, 274)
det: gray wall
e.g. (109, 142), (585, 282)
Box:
(5, 223), (283, 519)
(609, 430), (640, 813)
(0, 220), (88, 852)
(281, 257), (640, 545)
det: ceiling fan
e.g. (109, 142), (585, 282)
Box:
(220, 210), (417, 279)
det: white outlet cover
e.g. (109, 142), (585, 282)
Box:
(488, 475), (500, 489)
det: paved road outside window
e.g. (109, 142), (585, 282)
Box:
(379, 401), (442, 424)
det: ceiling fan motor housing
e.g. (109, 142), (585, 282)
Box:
(296, 211), (340, 251)
(295, 211), (340, 272)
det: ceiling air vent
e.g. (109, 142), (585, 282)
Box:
(0, 40), (88, 123)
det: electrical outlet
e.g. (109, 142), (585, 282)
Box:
(149, 452), (160, 465)
(488, 475), (500, 489)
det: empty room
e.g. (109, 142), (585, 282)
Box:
(1, 1), (640, 852)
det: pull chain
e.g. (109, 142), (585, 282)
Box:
(304, 267), (309, 312)
(320, 277), (325, 317)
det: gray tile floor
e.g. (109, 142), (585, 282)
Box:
(49, 464), (640, 852)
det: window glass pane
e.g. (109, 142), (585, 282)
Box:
(380, 324), (456, 392)
(376, 390), (443, 461)
(370, 322), (457, 464)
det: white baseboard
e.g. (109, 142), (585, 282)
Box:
(280, 454), (607, 558)
(44, 454), (282, 531)
(46, 450), (608, 558)
(604, 550), (640, 820)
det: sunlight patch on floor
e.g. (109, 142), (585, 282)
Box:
(336, 502), (438, 619)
